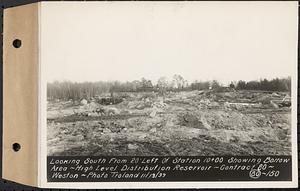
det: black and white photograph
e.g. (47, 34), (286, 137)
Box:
(47, 75), (293, 156)
(40, 1), (297, 188)
(1, 0), (298, 189)
(45, 2), (295, 157)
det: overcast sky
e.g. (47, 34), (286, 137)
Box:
(41, 1), (297, 85)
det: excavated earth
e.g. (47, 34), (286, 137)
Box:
(47, 90), (291, 156)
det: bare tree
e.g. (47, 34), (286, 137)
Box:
(173, 74), (185, 90)
(157, 77), (168, 96)
(211, 80), (221, 89)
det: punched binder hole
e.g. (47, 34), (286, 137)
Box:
(12, 143), (21, 152)
(12, 39), (22, 48)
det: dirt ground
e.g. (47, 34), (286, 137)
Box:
(47, 90), (291, 156)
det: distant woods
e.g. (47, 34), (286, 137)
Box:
(234, 78), (291, 92)
(47, 75), (291, 101)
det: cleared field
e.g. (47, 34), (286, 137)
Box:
(47, 90), (291, 156)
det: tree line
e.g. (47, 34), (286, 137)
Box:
(47, 75), (291, 101)
(234, 77), (291, 92)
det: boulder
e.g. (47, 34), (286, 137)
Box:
(102, 128), (111, 134)
(150, 128), (157, 133)
(105, 107), (120, 115)
(149, 110), (157, 118)
(80, 99), (88, 105)
(270, 101), (279, 109)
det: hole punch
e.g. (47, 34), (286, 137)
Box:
(12, 143), (21, 152)
(12, 39), (22, 48)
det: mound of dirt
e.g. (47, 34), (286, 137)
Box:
(178, 112), (205, 129)
(48, 90), (291, 156)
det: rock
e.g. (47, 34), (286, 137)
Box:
(80, 99), (88, 105)
(152, 101), (167, 108)
(272, 92), (280, 97)
(150, 128), (157, 133)
(199, 99), (210, 106)
(138, 134), (147, 140)
(270, 101), (279, 109)
(150, 110), (157, 118)
(128, 144), (139, 150)
(103, 128), (111, 133)
(105, 107), (120, 115)
(136, 104), (144, 109)
(128, 102), (137, 109)
(258, 96), (272, 105)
